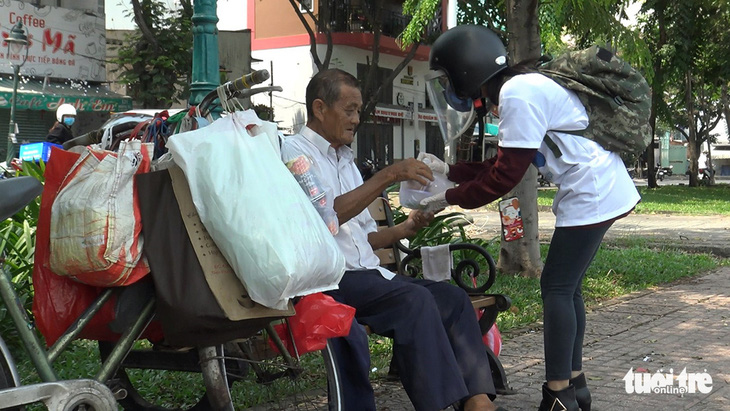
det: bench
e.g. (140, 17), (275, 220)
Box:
(366, 196), (514, 395)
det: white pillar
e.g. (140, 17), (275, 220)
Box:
(447, 0), (458, 28)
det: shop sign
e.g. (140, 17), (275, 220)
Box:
(374, 106), (412, 120)
(417, 112), (438, 122)
(0, 93), (132, 112)
(1, 2), (106, 81)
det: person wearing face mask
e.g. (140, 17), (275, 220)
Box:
(46, 104), (77, 145)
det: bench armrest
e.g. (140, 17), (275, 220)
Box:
(398, 242), (497, 294)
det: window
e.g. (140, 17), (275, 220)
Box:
(299, 0), (313, 12)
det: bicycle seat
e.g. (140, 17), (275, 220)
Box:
(0, 176), (43, 220)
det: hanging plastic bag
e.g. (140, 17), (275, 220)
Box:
(33, 147), (164, 345)
(483, 322), (502, 357)
(48, 141), (152, 287)
(280, 141), (339, 234)
(167, 110), (346, 310)
(270, 293), (356, 356)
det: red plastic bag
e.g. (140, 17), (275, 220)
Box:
(476, 308), (502, 356)
(32, 147), (163, 346)
(483, 323), (502, 357)
(270, 293), (355, 356)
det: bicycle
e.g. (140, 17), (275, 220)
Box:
(0, 73), (345, 410)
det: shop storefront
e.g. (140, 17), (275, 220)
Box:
(1, 1), (132, 159)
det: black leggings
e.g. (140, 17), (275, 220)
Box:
(541, 223), (612, 381)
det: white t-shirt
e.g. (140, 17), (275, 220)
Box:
(282, 127), (396, 279)
(497, 73), (641, 227)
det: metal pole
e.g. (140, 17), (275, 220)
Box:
(6, 64), (20, 165)
(189, 0), (220, 115)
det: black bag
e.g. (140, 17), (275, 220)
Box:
(136, 170), (278, 347)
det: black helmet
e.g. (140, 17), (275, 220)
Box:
(429, 25), (508, 100)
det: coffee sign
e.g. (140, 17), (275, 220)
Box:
(1, 1), (106, 81)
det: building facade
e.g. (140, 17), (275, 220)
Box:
(246, 0), (448, 168)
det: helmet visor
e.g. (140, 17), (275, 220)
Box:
(426, 71), (476, 144)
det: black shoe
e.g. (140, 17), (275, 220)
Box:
(538, 383), (579, 411)
(569, 373), (591, 411)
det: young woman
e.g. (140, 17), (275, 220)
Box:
(421, 25), (641, 411)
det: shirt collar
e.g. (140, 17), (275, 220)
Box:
(300, 126), (353, 161)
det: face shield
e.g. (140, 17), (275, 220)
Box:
(425, 70), (476, 143)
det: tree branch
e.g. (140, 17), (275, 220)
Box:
(131, 0), (161, 52)
(289, 0), (323, 70)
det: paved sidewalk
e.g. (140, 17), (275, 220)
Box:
(493, 267), (730, 411)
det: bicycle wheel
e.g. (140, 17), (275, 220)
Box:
(232, 337), (342, 410)
(0, 335), (22, 411)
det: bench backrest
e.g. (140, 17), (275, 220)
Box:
(367, 196), (402, 273)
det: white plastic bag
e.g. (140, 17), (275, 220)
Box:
(167, 110), (345, 310)
(399, 171), (454, 209)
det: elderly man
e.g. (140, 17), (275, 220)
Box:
(281, 68), (505, 411)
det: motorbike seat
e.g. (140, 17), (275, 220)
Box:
(0, 176), (43, 220)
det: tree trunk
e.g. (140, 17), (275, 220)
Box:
(499, 0), (543, 278)
(686, 71), (699, 187)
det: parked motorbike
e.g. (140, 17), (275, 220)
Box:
(701, 166), (714, 182)
(655, 164), (673, 181)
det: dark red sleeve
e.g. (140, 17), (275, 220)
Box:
(445, 147), (538, 209)
(447, 158), (497, 184)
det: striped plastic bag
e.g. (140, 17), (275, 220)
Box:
(49, 140), (152, 286)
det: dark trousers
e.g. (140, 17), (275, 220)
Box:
(328, 270), (495, 411)
(541, 223), (612, 381)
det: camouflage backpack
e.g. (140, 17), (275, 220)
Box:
(537, 45), (652, 157)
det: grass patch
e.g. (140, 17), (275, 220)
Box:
(537, 184), (730, 215)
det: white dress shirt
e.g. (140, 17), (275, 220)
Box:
(281, 126), (396, 279)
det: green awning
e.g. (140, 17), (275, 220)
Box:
(0, 78), (132, 112)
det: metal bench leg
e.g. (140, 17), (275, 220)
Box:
(486, 346), (516, 395)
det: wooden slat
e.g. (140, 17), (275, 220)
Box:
(367, 198), (388, 222)
(374, 247), (396, 265)
(470, 295), (496, 310)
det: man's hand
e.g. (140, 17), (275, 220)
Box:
(417, 152), (449, 175)
(401, 209), (435, 238)
(419, 191), (449, 213)
(383, 158), (433, 186)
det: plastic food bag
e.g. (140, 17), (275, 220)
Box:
(49, 141), (152, 287)
(167, 110), (346, 310)
(270, 293), (356, 356)
(280, 142), (338, 234)
(399, 171), (454, 209)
